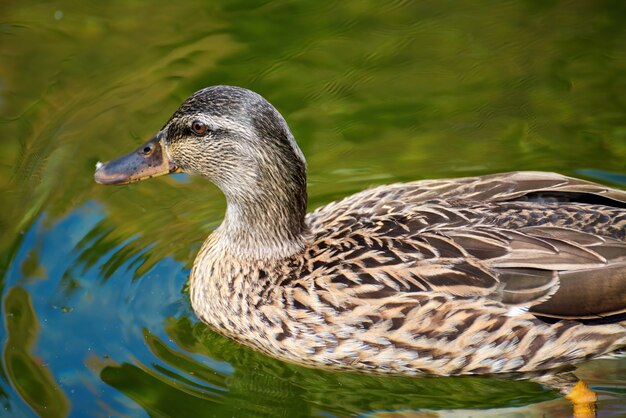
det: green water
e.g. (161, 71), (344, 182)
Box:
(2, 1), (626, 416)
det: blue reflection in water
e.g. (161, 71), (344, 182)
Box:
(1, 202), (232, 416)
(576, 169), (626, 186)
(170, 173), (192, 184)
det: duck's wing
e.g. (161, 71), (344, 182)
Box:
(442, 225), (626, 319)
(307, 203), (626, 322)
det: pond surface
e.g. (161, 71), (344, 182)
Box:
(2, 1), (626, 417)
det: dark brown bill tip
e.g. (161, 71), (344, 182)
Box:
(94, 135), (180, 185)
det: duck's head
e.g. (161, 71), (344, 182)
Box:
(95, 86), (306, 195)
(95, 86), (308, 257)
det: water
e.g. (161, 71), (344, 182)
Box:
(1, 1), (626, 416)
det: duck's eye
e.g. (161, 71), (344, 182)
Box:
(191, 120), (208, 136)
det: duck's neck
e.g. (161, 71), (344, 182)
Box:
(213, 172), (308, 261)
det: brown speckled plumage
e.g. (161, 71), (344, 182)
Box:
(98, 86), (626, 377)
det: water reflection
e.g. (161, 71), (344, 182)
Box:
(4, 287), (69, 417)
(0, 204), (192, 415)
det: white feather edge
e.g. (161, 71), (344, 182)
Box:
(506, 306), (530, 317)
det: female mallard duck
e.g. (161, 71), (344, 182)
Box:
(95, 85), (626, 378)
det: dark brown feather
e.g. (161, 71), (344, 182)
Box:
(531, 264), (626, 319)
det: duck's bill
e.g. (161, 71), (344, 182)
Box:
(94, 135), (181, 185)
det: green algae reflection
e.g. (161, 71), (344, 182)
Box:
(4, 287), (69, 417)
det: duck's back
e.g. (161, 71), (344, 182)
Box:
(309, 171), (626, 233)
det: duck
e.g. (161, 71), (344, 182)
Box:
(94, 85), (626, 381)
